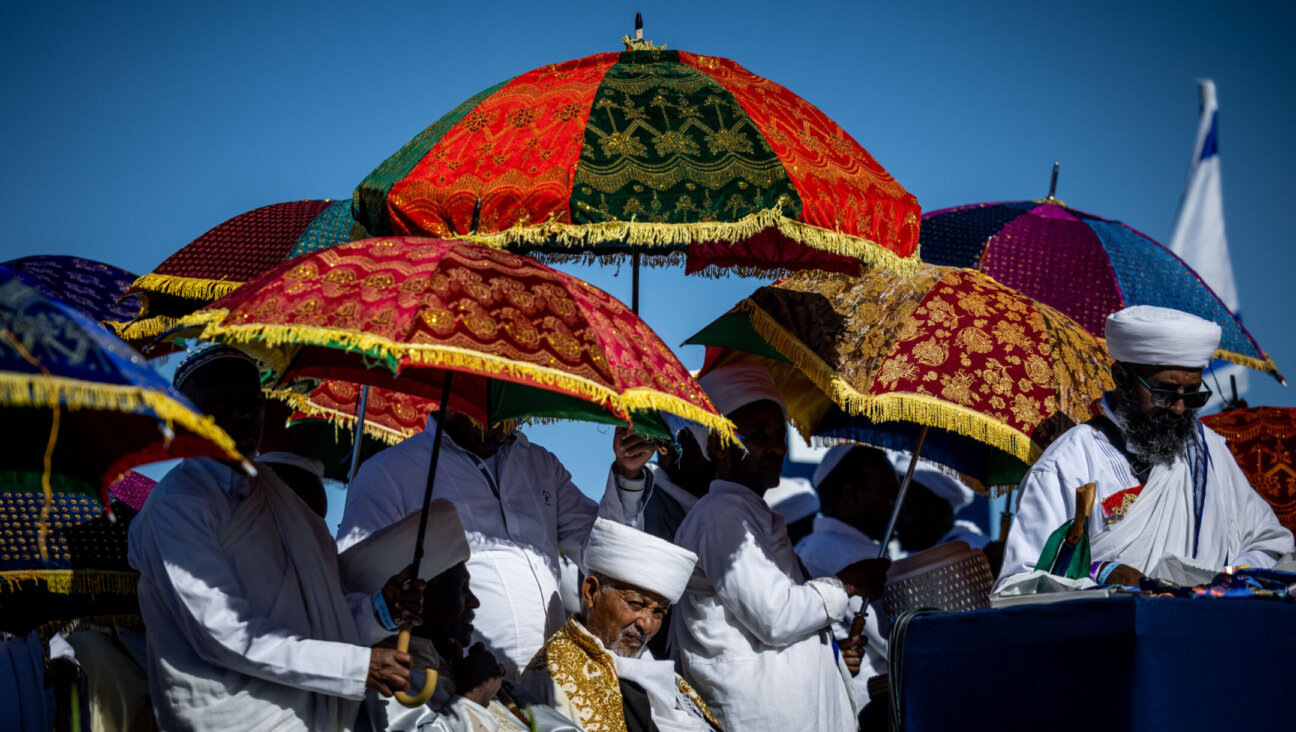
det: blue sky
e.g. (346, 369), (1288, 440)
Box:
(4, 2), (1293, 525)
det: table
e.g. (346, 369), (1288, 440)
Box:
(895, 595), (1296, 731)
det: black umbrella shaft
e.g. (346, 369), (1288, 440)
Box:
(878, 424), (929, 558)
(411, 369), (454, 576)
(346, 385), (370, 485)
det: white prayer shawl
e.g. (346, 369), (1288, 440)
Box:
(339, 417), (602, 680)
(614, 652), (714, 732)
(129, 459), (382, 732)
(997, 403), (1293, 593)
(795, 516), (889, 709)
(672, 480), (856, 732)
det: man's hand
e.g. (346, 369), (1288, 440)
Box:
(612, 426), (657, 479)
(836, 557), (891, 600)
(366, 648), (412, 698)
(1104, 562), (1146, 587)
(840, 634), (866, 676)
(380, 563), (426, 628)
(451, 641), (504, 708)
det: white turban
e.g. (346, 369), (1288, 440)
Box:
(686, 362), (788, 460)
(338, 500), (470, 596)
(887, 451), (975, 512)
(764, 476), (820, 523)
(583, 518), (698, 604)
(812, 445), (855, 489)
(1104, 306), (1221, 369)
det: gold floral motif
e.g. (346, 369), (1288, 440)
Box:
(878, 354), (919, 388)
(1025, 353), (1053, 386)
(940, 370), (980, 406)
(992, 320), (1029, 353)
(652, 130), (700, 156)
(912, 337), (949, 367)
(600, 131), (647, 157)
(1011, 392), (1043, 427)
(955, 326), (993, 354)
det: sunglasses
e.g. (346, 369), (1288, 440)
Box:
(1131, 372), (1212, 409)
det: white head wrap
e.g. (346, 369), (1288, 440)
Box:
(258, 451), (325, 479)
(685, 362), (788, 460)
(764, 476), (819, 523)
(583, 518), (698, 604)
(812, 445), (855, 489)
(338, 500), (470, 595)
(887, 451), (975, 512)
(1104, 306), (1221, 369)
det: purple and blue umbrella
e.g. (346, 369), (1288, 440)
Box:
(918, 199), (1280, 382)
(0, 255), (140, 325)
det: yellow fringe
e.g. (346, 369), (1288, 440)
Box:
(453, 207), (923, 277)
(176, 315), (739, 444)
(0, 373), (245, 462)
(266, 389), (412, 445)
(107, 314), (183, 343)
(734, 299), (1043, 464)
(130, 272), (243, 301)
(0, 570), (138, 596)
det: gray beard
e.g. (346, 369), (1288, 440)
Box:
(1111, 387), (1199, 469)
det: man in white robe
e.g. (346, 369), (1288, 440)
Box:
(522, 518), (720, 732)
(795, 445), (898, 716)
(339, 414), (655, 680)
(342, 503), (580, 732)
(672, 363), (890, 732)
(997, 306), (1293, 594)
(887, 451), (988, 555)
(128, 346), (423, 731)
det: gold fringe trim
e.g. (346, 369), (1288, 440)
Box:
(130, 272), (244, 302)
(734, 299), (1042, 464)
(266, 389), (412, 446)
(176, 314), (739, 444)
(0, 570), (138, 596)
(453, 207), (922, 277)
(106, 314), (183, 343)
(0, 373), (245, 462)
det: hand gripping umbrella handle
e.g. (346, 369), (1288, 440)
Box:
(393, 626), (437, 708)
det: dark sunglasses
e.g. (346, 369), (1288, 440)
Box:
(1132, 372), (1212, 409)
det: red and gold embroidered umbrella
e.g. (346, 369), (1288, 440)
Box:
(1200, 407), (1296, 535)
(687, 265), (1115, 486)
(353, 46), (921, 279)
(111, 199), (355, 344)
(171, 236), (734, 442)
(276, 381), (431, 446)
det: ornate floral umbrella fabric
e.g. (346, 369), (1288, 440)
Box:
(1200, 406), (1296, 535)
(687, 265), (1114, 484)
(111, 199), (354, 343)
(173, 237), (734, 441)
(917, 200), (1279, 381)
(0, 255), (141, 325)
(353, 48), (921, 276)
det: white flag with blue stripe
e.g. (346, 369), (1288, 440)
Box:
(1168, 79), (1247, 401)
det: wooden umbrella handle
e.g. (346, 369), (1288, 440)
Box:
(393, 626), (437, 708)
(1064, 483), (1097, 546)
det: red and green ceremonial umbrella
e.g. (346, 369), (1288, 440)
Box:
(352, 43), (922, 288)
(111, 199), (355, 344)
(1200, 406), (1296, 535)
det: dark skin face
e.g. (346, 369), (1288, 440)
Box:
(580, 574), (669, 658)
(707, 400), (788, 494)
(895, 483), (952, 551)
(1112, 363), (1206, 419)
(443, 411), (513, 459)
(835, 453), (900, 540)
(416, 563), (480, 658)
(658, 429), (715, 498)
(180, 358), (265, 457)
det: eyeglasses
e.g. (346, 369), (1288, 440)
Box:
(1132, 372), (1212, 409)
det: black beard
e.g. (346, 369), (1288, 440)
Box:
(1112, 386), (1198, 469)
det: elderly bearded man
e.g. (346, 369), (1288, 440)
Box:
(343, 502), (580, 732)
(997, 306), (1293, 594)
(522, 518), (721, 732)
(128, 346), (423, 731)
(671, 363), (891, 732)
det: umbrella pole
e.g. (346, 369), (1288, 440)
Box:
(631, 247), (640, 314)
(394, 368), (454, 708)
(876, 425), (929, 558)
(346, 385), (370, 485)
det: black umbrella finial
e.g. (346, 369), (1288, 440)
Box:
(635, 12), (643, 40)
(1047, 161), (1060, 201)
(622, 12), (666, 50)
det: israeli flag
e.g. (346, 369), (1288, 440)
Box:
(1168, 80), (1247, 402)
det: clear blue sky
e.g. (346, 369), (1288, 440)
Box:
(4, 2), (1293, 523)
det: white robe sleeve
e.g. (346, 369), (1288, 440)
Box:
(699, 497), (843, 647)
(339, 455), (416, 551)
(129, 495), (372, 698)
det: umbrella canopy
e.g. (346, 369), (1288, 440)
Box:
(686, 264), (1115, 485)
(1200, 406), (1296, 535)
(918, 199), (1280, 381)
(275, 380), (431, 445)
(111, 199), (354, 343)
(0, 276), (246, 502)
(172, 236), (734, 442)
(0, 255), (141, 325)
(353, 47), (920, 277)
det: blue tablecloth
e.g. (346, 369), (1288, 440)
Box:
(897, 595), (1296, 732)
